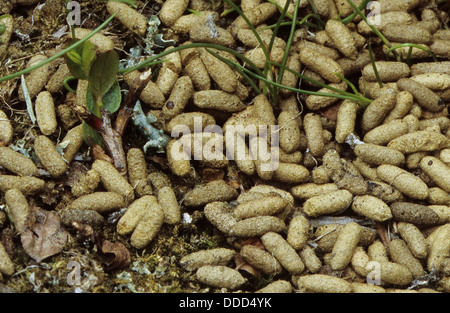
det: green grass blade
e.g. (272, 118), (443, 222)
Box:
(368, 43), (383, 88)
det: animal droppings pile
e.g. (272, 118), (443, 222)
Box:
(0, 0), (449, 294)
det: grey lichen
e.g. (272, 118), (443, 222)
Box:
(132, 101), (169, 153)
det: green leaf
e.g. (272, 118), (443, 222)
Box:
(82, 121), (105, 150)
(88, 50), (119, 102)
(86, 80), (122, 117)
(64, 39), (97, 80)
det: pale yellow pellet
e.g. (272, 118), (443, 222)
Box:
(287, 215), (310, 250)
(91, 160), (135, 204)
(297, 274), (352, 293)
(302, 190), (353, 217)
(419, 156), (450, 193)
(0, 147), (38, 177)
(261, 232), (305, 274)
(330, 222), (362, 270)
(377, 164), (429, 200)
(5, 188), (30, 233)
(180, 248), (236, 272)
(397, 222), (428, 259)
(352, 195), (393, 222)
(35, 91), (57, 136)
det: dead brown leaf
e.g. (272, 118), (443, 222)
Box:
(20, 206), (68, 263)
(100, 240), (131, 271)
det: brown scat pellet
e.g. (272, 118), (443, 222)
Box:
(92, 160), (135, 204)
(304, 113), (325, 158)
(107, 1), (147, 36)
(0, 14), (13, 59)
(234, 195), (288, 220)
(377, 165), (429, 200)
(383, 24), (432, 45)
(0, 242), (14, 276)
(60, 124), (84, 165)
(388, 239), (425, 279)
(363, 119), (408, 146)
(302, 190), (353, 217)
(71, 169), (100, 198)
(34, 135), (67, 178)
(261, 232), (305, 274)
(335, 100), (360, 143)
(387, 130), (450, 154)
(428, 205), (450, 224)
(419, 156), (450, 193)
(193, 90), (246, 112)
(232, 216), (286, 237)
(397, 78), (444, 113)
(166, 139), (191, 177)
(376, 261), (413, 286)
(46, 63), (71, 94)
(180, 248), (236, 272)
(352, 282), (386, 293)
(127, 148), (152, 197)
(428, 187), (450, 206)
(361, 93), (397, 132)
(427, 224), (450, 272)
(240, 245), (283, 276)
(330, 222), (362, 271)
(130, 201), (165, 249)
(159, 0), (190, 27)
(299, 245), (322, 274)
(278, 110), (301, 153)
(167, 112), (216, 134)
(352, 195), (393, 222)
(354, 143), (405, 167)
(162, 76), (194, 121)
(69, 192), (125, 213)
(5, 188), (30, 233)
(290, 183), (339, 200)
(189, 16), (235, 48)
(182, 57), (211, 91)
(117, 196), (156, 235)
(325, 20), (357, 60)
(296, 274), (352, 293)
(0, 147), (38, 177)
(0, 110), (13, 146)
(59, 209), (104, 228)
(157, 186), (180, 224)
(384, 91), (414, 124)
(410, 61), (450, 76)
(35, 91), (57, 136)
(255, 280), (292, 293)
(196, 265), (246, 290)
(183, 180), (238, 207)
(228, 2), (277, 37)
(199, 48), (237, 93)
(0, 175), (45, 195)
(72, 28), (115, 54)
(362, 62), (410, 82)
(123, 71), (166, 109)
(18, 54), (50, 101)
(299, 47), (344, 83)
(280, 53), (302, 96)
(286, 215), (310, 250)
(272, 163), (310, 184)
(204, 202), (237, 236)
(351, 246), (370, 277)
(390, 202), (440, 226)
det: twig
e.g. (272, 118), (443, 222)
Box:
(114, 69), (152, 137)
